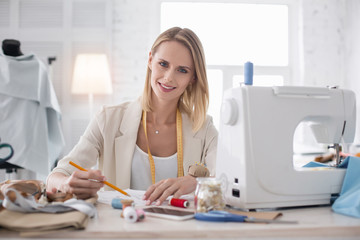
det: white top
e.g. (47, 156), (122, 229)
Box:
(130, 145), (178, 190)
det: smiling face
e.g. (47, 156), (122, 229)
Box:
(148, 40), (195, 106)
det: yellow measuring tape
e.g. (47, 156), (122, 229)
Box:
(142, 109), (184, 184)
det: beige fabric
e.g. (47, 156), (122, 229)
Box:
(227, 209), (282, 220)
(0, 197), (96, 232)
(49, 99), (218, 190)
(0, 209), (89, 232)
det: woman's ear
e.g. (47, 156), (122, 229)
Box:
(191, 75), (196, 84)
(187, 76), (196, 89)
(148, 51), (153, 70)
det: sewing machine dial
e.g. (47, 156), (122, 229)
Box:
(221, 98), (238, 125)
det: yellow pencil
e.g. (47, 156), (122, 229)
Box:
(69, 161), (131, 197)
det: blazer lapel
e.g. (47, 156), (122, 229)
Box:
(182, 113), (202, 175)
(114, 100), (142, 189)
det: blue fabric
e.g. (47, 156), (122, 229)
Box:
(332, 156), (360, 218)
(302, 161), (328, 168)
(302, 156), (360, 218)
(302, 158), (349, 168)
(337, 156), (350, 169)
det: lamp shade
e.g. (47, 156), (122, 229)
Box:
(71, 54), (113, 95)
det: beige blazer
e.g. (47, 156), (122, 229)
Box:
(50, 100), (218, 189)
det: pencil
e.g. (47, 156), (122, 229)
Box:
(69, 161), (131, 197)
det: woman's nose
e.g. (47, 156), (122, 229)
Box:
(164, 69), (175, 82)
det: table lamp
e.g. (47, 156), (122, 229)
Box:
(71, 54), (113, 118)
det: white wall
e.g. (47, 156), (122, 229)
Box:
(344, 0), (360, 144)
(111, 0), (158, 104)
(299, 0), (360, 144)
(300, 0), (346, 87)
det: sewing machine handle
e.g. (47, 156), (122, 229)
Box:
(273, 86), (329, 96)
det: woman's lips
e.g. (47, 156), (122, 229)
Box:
(159, 82), (176, 92)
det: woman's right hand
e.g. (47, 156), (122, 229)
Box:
(58, 170), (105, 199)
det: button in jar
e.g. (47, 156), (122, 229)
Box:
(194, 177), (225, 213)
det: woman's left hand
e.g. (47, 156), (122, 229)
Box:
(143, 175), (197, 205)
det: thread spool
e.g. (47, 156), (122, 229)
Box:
(169, 197), (189, 208)
(123, 207), (146, 223)
(123, 207), (138, 223)
(120, 199), (134, 217)
(244, 61), (253, 86)
(136, 209), (145, 221)
(111, 198), (123, 209)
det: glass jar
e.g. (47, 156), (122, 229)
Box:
(194, 177), (225, 213)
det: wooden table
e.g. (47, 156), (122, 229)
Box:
(1, 202), (360, 239)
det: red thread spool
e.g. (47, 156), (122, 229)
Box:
(169, 197), (189, 208)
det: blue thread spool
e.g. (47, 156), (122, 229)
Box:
(244, 61), (253, 86)
(111, 198), (123, 209)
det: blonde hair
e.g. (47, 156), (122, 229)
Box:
(141, 27), (209, 132)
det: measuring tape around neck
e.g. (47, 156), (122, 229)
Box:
(142, 109), (184, 184)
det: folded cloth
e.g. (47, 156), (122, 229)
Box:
(332, 156), (360, 218)
(0, 196), (97, 232)
(0, 208), (89, 232)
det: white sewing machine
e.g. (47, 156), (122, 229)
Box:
(216, 86), (356, 209)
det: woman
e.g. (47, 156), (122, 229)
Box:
(46, 27), (218, 205)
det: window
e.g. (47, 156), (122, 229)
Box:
(161, 1), (295, 128)
(161, 2), (288, 66)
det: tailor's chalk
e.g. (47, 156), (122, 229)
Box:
(244, 61), (253, 85)
(111, 198), (123, 209)
(169, 197), (189, 208)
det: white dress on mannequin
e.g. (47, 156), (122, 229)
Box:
(0, 53), (65, 178)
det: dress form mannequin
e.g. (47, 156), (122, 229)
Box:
(2, 39), (23, 57)
(0, 39), (64, 181)
(0, 39), (24, 179)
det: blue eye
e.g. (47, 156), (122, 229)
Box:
(179, 68), (188, 73)
(159, 61), (168, 67)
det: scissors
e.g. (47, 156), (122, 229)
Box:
(0, 139), (14, 164)
(194, 211), (297, 224)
